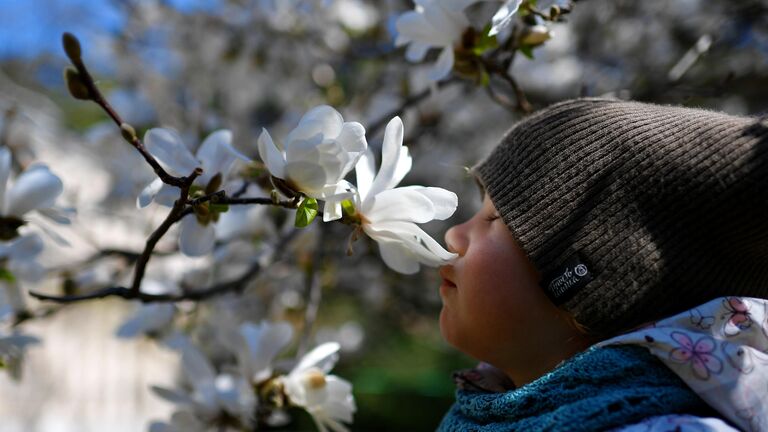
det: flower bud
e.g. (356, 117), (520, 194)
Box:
(549, 5), (561, 20)
(520, 25), (552, 46)
(120, 123), (137, 142)
(205, 173), (222, 195)
(63, 67), (90, 100)
(62, 32), (82, 62)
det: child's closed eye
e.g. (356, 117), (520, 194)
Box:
(485, 213), (501, 222)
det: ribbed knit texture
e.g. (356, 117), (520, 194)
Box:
(437, 345), (712, 432)
(475, 98), (768, 335)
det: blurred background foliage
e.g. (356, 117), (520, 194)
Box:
(1, 0), (767, 430)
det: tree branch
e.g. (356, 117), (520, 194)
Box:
(31, 230), (300, 304)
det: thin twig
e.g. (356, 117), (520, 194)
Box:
(366, 77), (461, 139)
(296, 225), (325, 358)
(31, 230), (300, 304)
(63, 33), (186, 187)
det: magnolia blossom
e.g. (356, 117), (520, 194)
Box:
(218, 320), (293, 385)
(352, 117), (457, 274)
(489, 0), (523, 36)
(257, 105), (367, 221)
(137, 128), (250, 256)
(280, 342), (355, 432)
(151, 342), (256, 429)
(0, 147), (66, 282)
(394, 0), (477, 81)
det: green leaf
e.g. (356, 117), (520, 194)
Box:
(519, 45), (535, 60)
(474, 24), (498, 56)
(210, 203), (229, 214)
(0, 268), (16, 283)
(341, 199), (356, 217)
(294, 197), (319, 228)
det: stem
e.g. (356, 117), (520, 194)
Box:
(130, 168), (201, 295)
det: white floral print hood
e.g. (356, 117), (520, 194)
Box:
(600, 296), (768, 432)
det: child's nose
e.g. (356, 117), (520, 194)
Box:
(445, 222), (467, 256)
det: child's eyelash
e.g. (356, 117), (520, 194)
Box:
(485, 214), (501, 222)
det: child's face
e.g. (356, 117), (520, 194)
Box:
(439, 194), (589, 385)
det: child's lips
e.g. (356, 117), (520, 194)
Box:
(439, 267), (457, 292)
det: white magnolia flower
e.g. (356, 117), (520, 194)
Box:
(0, 146), (67, 228)
(218, 320), (293, 384)
(151, 342), (256, 428)
(394, 0), (477, 81)
(281, 342), (355, 432)
(352, 117), (457, 274)
(137, 129), (251, 256)
(257, 105), (367, 221)
(489, 0), (523, 36)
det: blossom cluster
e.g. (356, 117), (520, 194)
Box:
(149, 321), (354, 432)
(137, 105), (458, 274)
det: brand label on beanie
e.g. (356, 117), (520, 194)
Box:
(542, 252), (594, 305)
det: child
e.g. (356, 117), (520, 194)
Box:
(437, 98), (768, 431)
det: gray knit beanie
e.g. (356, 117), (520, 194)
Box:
(475, 98), (768, 336)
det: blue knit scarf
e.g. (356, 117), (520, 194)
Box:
(438, 345), (711, 432)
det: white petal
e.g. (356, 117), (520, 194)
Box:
(180, 345), (218, 403)
(7, 233), (43, 260)
(363, 188), (435, 224)
(137, 178), (163, 208)
(0, 147), (11, 214)
(405, 41), (431, 62)
(150, 385), (196, 406)
(364, 221), (456, 266)
(144, 128), (199, 176)
(294, 342), (341, 374)
(336, 122), (367, 153)
(378, 239), (420, 274)
(6, 165), (63, 217)
(384, 147), (412, 192)
(257, 129), (286, 179)
(321, 181), (357, 222)
(490, 0), (522, 36)
(178, 215), (216, 257)
(428, 46), (455, 82)
(442, 0), (480, 11)
(400, 186), (457, 220)
(37, 206), (73, 224)
(285, 160), (331, 197)
(155, 183), (180, 207)
(195, 130), (250, 184)
(8, 257), (45, 282)
(336, 122), (367, 174)
(395, 11), (448, 47)
(419, 0), (468, 41)
(354, 150), (375, 202)
(241, 321), (293, 381)
(324, 376), (356, 422)
(286, 106), (344, 145)
(367, 117), (405, 198)
(116, 304), (175, 338)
